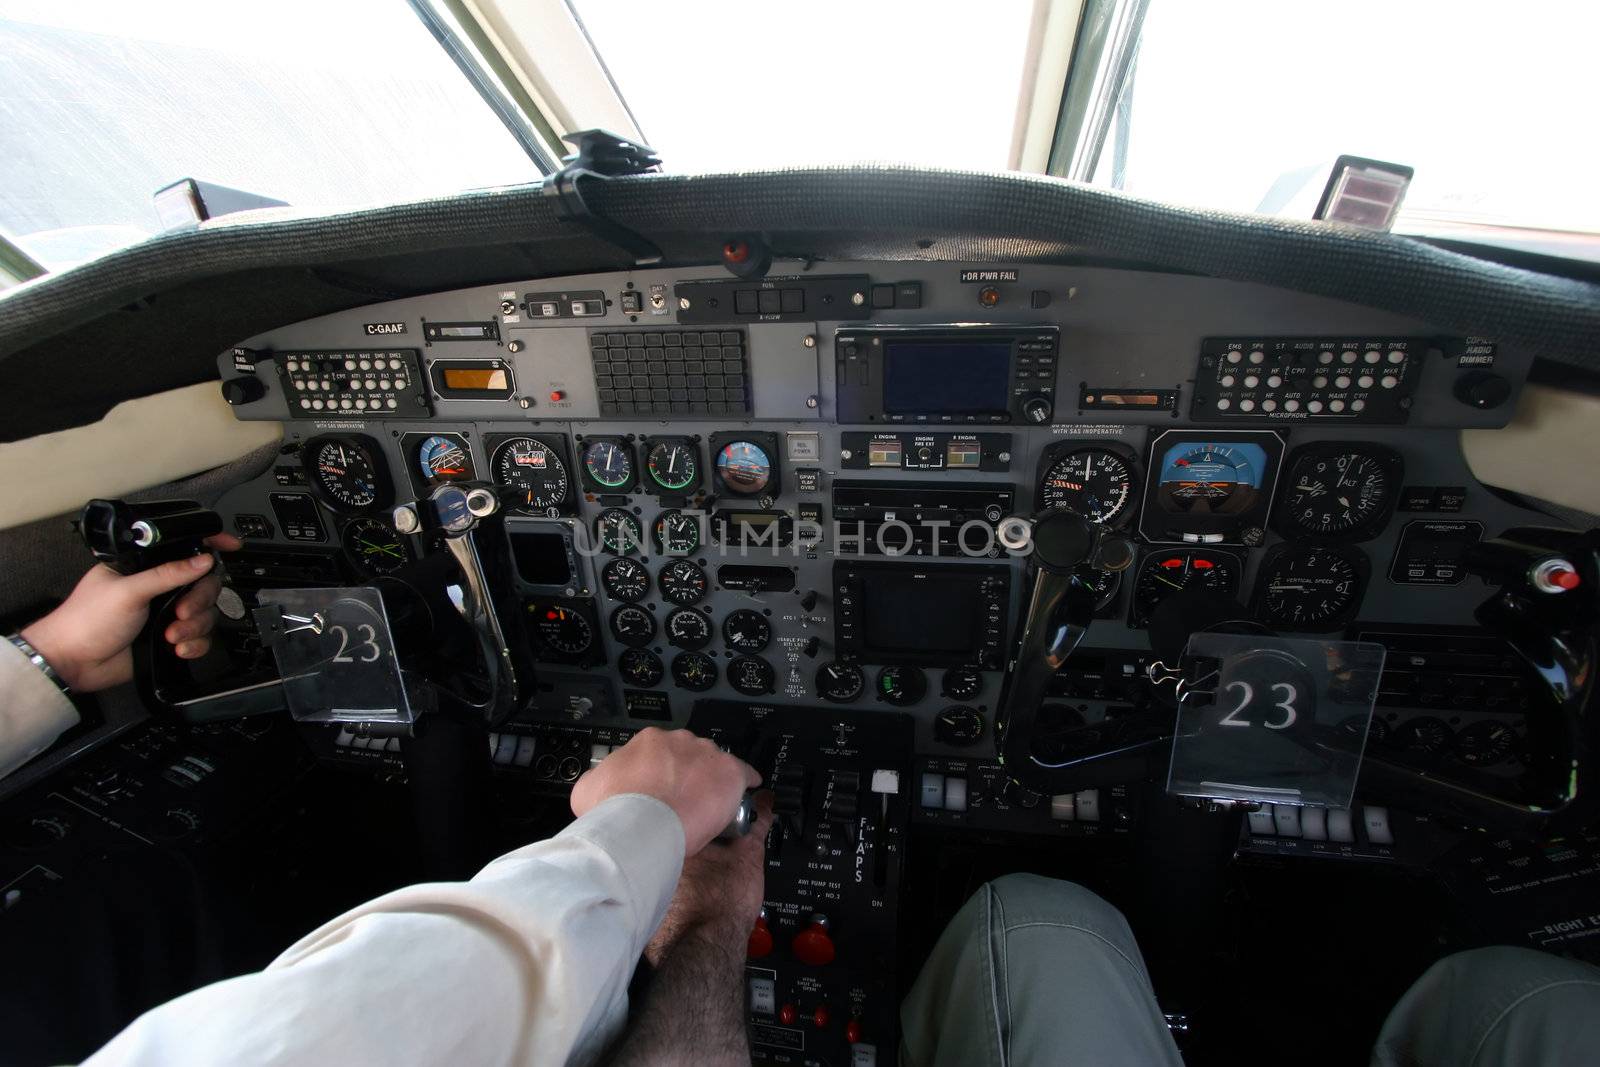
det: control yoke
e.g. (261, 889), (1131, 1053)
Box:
(994, 510), (1134, 791)
(1361, 526), (1600, 834)
(387, 482), (535, 726)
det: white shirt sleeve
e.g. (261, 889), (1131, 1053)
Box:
(0, 635), (80, 780)
(83, 792), (686, 1067)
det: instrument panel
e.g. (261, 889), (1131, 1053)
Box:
(213, 260), (1545, 778)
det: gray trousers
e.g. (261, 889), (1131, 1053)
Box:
(901, 873), (1600, 1066)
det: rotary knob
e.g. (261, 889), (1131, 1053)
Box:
(1022, 396), (1053, 424)
(221, 376), (266, 406)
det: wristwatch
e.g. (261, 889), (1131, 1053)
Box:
(6, 633), (71, 695)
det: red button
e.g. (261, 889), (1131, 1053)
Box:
(548, 390), (565, 403)
(747, 917), (773, 960)
(846, 1020), (862, 1044)
(812, 1004), (830, 1029)
(1553, 568), (1582, 590)
(778, 1003), (797, 1027)
(791, 922), (836, 966)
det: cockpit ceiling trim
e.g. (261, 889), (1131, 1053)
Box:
(0, 166), (1596, 442)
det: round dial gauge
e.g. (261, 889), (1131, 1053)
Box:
(722, 609), (772, 653)
(311, 438), (382, 511)
(815, 661), (865, 703)
(1393, 716), (1454, 755)
(934, 705), (987, 747)
(715, 440), (772, 495)
(876, 666), (927, 707)
(417, 435), (473, 484)
(941, 668), (983, 701)
(491, 437), (569, 512)
(531, 604), (593, 656)
(618, 648), (664, 688)
(658, 560), (709, 606)
(1071, 565), (1121, 611)
(728, 655), (776, 696)
(653, 510), (702, 555)
(1156, 443), (1266, 514)
(1131, 551), (1240, 626)
(1457, 720), (1516, 766)
(343, 517), (410, 577)
(601, 558), (649, 602)
(665, 608), (712, 649)
(670, 651), (718, 692)
(646, 441), (699, 492)
(1280, 449), (1397, 537)
(583, 439), (635, 489)
(596, 509), (645, 555)
(1039, 448), (1135, 525)
(609, 605), (656, 648)
(1255, 546), (1364, 631)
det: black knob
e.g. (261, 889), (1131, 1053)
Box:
(800, 590), (819, 612)
(802, 637), (821, 658)
(221, 376), (266, 406)
(1022, 396), (1053, 424)
(1453, 371), (1511, 410)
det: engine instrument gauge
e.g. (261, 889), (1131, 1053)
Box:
(307, 436), (386, 513)
(1252, 545), (1366, 632)
(1275, 443), (1403, 541)
(1456, 720), (1516, 765)
(714, 440), (772, 496)
(417, 434), (473, 484)
(596, 509), (645, 555)
(491, 437), (570, 512)
(658, 560), (708, 606)
(1130, 550), (1240, 627)
(670, 651), (717, 692)
(876, 666), (927, 706)
(618, 648), (664, 688)
(530, 603), (594, 657)
(609, 605), (656, 648)
(1038, 447), (1136, 525)
(343, 517), (410, 577)
(582, 438), (635, 490)
(934, 705), (987, 747)
(646, 439), (699, 492)
(665, 608), (712, 649)
(1393, 716), (1454, 755)
(1071, 565), (1122, 611)
(722, 609), (772, 653)
(653, 509), (702, 555)
(728, 655), (776, 696)
(941, 668), (983, 701)
(601, 558), (649, 602)
(815, 661), (865, 703)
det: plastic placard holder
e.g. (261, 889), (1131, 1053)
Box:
(1164, 633), (1386, 809)
(254, 587), (414, 728)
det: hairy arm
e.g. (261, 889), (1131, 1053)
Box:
(607, 794), (774, 1067)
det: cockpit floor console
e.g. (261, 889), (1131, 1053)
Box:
(687, 700), (911, 1067)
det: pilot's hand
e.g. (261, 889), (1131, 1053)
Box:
(645, 791), (773, 967)
(570, 726), (761, 854)
(19, 534), (243, 693)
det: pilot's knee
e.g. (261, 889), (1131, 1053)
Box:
(981, 873), (1133, 936)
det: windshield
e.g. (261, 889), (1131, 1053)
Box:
(0, 0), (541, 272)
(1099, 1), (1600, 236)
(570, 0), (1036, 172)
(574, 0), (1599, 239)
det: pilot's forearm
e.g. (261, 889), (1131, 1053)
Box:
(608, 921), (751, 1067)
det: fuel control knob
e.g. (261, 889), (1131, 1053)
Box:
(791, 914), (836, 967)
